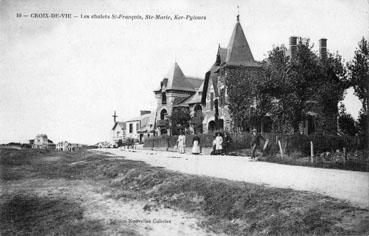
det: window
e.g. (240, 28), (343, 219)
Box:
(160, 109), (168, 120)
(220, 88), (225, 106)
(194, 104), (202, 117)
(129, 124), (133, 133)
(136, 123), (139, 132)
(210, 92), (214, 111)
(162, 93), (167, 105)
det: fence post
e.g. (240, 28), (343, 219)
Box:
(343, 147), (346, 163)
(310, 141), (314, 163)
(278, 140), (284, 159)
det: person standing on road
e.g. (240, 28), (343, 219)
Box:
(250, 129), (265, 160)
(223, 132), (231, 155)
(215, 132), (223, 155)
(211, 135), (217, 155)
(177, 132), (186, 154)
(192, 133), (201, 155)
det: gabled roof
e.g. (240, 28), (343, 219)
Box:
(156, 63), (203, 93)
(197, 81), (204, 93)
(123, 113), (155, 132)
(226, 16), (259, 67)
(186, 76), (203, 89)
(218, 47), (227, 64)
(201, 71), (211, 104)
(182, 92), (202, 105)
(125, 117), (141, 122)
(165, 62), (187, 90)
(173, 97), (190, 106)
(112, 121), (126, 130)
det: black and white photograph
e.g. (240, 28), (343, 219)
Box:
(1, 0), (368, 235)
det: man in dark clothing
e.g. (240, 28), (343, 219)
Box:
(192, 134), (201, 154)
(223, 132), (232, 155)
(250, 129), (266, 160)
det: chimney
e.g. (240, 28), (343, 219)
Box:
(140, 110), (151, 116)
(289, 36), (298, 59)
(319, 38), (327, 60)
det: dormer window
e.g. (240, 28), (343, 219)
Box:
(162, 92), (167, 105)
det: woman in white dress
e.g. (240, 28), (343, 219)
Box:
(177, 132), (186, 154)
(215, 132), (223, 155)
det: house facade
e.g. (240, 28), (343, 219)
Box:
(112, 122), (126, 144)
(31, 134), (55, 149)
(153, 15), (263, 135)
(56, 141), (69, 151)
(150, 15), (337, 136)
(112, 110), (155, 145)
(153, 63), (203, 135)
(200, 15), (263, 133)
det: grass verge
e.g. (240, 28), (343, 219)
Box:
(1, 148), (369, 235)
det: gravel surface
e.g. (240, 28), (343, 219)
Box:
(102, 149), (369, 209)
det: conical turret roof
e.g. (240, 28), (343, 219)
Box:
(165, 62), (185, 89)
(226, 15), (259, 66)
(163, 62), (202, 92)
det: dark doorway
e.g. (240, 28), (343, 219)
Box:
(208, 120), (216, 133)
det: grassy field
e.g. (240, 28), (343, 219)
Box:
(1, 148), (369, 235)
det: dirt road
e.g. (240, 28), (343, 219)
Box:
(103, 149), (369, 208)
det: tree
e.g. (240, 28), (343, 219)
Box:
(258, 41), (322, 133)
(338, 104), (357, 136)
(357, 111), (368, 149)
(287, 40), (323, 132)
(226, 39), (347, 135)
(348, 37), (369, 149)
(258, 45), (295, 133)
(348, 38), (369, 113)
(225, 66), (265, 131)
(258, 40), (347, 135)
(169, 107), (191, 135)
(316, 52), (349, 134)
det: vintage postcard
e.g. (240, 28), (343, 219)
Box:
(1, 0), (368, 235)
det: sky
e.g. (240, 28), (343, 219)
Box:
(0, 0), (368, 145)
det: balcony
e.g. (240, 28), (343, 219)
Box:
(156, 119), (169, 127)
